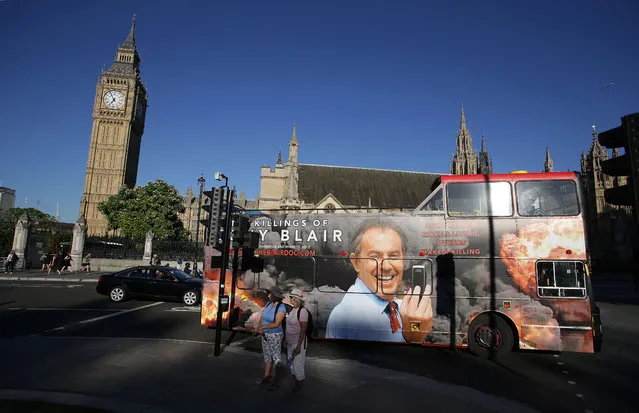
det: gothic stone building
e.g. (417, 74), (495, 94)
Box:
(255, 108), (493, 214)
(580, 126), (635, 265)
(450, 107), (493, 175)
(255, 125), (441, 213)
(450, 107), (492, 175)
(79, 17), (147, 236)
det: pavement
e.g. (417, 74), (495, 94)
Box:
(0, 273), (638, 413)
(0, 268), (105, 283)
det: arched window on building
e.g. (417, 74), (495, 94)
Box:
(325, 203), (336, 213)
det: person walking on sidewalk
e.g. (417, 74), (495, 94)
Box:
(82, 253), (92, 272)
(285, 287), (310, 396)
(3, 250), (19, 274)
(48, 253), (62, 276)
(256, 286), (287, 390)
(61, 252), (73, 272)
(40, 252), (49, 270)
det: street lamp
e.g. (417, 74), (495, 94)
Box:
(187, 196), (196, 241)
(194, 173), (206, 273)
(215, 171), (228, 187)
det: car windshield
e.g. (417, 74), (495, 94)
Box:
(171, 269), (193, 281)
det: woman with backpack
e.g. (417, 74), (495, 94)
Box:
(285, 287), (310, 395)
(256, 285), (287, 389)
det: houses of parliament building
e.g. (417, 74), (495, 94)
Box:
(81, 18), (634, 265)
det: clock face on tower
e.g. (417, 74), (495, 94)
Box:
(103, 90), (125, 109)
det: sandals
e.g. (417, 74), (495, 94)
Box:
(255, 376), (271, 385)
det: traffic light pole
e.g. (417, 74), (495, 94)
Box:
(228, 247), (240, 331)
(213, 187), (234, 357)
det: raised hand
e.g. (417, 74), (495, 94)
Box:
(399, 285), (433, 343)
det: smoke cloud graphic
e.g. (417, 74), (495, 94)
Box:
(425, 262), (559, 347)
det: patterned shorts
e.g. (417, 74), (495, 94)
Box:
(261, 332), (283, 364)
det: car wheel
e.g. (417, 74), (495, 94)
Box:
(182, 290), (199, 306)
(109, 286), (126, 303)
(468, 313), (514, 359)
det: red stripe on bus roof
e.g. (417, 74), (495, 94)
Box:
(440, 172), (577, 183)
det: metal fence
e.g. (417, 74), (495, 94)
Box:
(83, 237), (145, 260)
(153, 239), (203, 262)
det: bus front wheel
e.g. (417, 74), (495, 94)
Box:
(468, 313), (514, 358)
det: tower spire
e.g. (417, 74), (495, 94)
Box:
(544, 147), (554, 172)
(287, 124), (299, 163)
(460, 105), (467, 131)
(478, 134), (492, 174)
(451, 106), (478, 174)
(121, 14), (137, 50)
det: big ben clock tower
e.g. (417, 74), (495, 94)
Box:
(80, 15), (147, 236)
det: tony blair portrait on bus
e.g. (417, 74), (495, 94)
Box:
(325, 218), (433, 344)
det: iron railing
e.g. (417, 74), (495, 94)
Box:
(152, 239), (203, 262)
(83, 237), (145, 260)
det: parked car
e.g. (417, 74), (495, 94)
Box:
(96, 266), (202, 306)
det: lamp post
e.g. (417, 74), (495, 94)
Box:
(187, 196), (196, 241)
(194, 174), (206, 273)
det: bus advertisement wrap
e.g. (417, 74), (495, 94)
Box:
(200, 212), (593, 353)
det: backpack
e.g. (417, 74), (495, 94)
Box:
(297, 306), (314, 341)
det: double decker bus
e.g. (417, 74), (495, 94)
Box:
(200, 171), (603, 356)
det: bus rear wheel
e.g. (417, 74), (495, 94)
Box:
(468, 313), (514, 358)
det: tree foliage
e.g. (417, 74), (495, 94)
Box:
(98, 180), (187, 240)
(0, 208), (63, 254)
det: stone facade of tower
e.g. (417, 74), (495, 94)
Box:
(451, 107), (479, 175)
(178, 187), (202, 242)
(79, 16), (147, 236)
(580, 126), (635, 264)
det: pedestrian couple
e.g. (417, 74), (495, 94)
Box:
(256, 285), (309, 396)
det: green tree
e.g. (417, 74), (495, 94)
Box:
(0, 208), (61, 254)
(98, 180), (187, 240)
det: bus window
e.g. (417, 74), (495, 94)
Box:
(516, 180), (580, 217)
(419, 187), (444, 212)
(536, 261), (586, 298)
(446, 182), (513, 217)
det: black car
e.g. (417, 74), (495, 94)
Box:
(96, 266), (202, 306)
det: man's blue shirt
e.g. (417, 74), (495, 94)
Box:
(325, 278), (405, 342)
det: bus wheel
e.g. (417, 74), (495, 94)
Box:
(468, 313), (514, 358)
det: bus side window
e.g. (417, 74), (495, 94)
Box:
(420, 187), (444, 212)
(516, 180), (580, 216)
(536, 261), (586, 298)
(446, 182), (513, 217)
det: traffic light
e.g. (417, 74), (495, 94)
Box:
(598, 113), (639, 209)
(231, 215), (250, 246)
(202, 187), (224, 247)
(240, 247), (265, 272)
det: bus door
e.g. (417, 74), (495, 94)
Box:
(512, 178), (594, 352)
(443, 180), (518, 346)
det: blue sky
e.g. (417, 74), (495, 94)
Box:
(1, 0), (637, 223)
